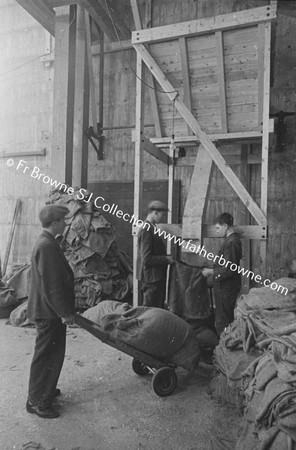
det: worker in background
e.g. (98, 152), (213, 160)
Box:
(202, 212), (242, 336)
(137, 200), (174, 308)
(26, 205), (75, 419)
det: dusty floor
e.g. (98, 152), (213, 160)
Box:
(0, 318), (240, 450)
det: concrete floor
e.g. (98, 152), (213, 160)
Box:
(0, 319), (240, 450)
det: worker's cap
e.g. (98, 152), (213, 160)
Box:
(148, 200), (169, 212)
(39, 205), (69, 227)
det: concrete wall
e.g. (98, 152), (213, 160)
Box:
(0, 0), (55, 270)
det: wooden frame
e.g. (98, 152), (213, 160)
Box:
(132, 53), (145, 306)
(131, 3), (275, 303)
(132, 5), (277, 44)
(134, 42), (266, 225)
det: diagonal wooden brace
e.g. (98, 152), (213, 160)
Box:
(133, 43), (266, 226)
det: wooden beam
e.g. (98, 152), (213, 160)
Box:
(134, 43), (266, 226)
(139, 134), (171, 165)
(65, 6), (77, 185)
(132, 5), (277, 44)
(261, 22), (271, 218)
(179, 37), (193, 136)
(175, 155), (261, 167)
(153, 224), (267, 240)
(46, 0), (78, 6)
(81, 53), (90, 188)
(85, 12), (98, 129)
(130, 0), (162, 137)
(258, 24), (265, 128)
(51, 6), (76, 183)
(144, 0), (152, 29)
(80, 0), (117, 41)
(150, 123), (274, 147)
(167, 140), (175, 255)
(260, 22), (271, 278)
(132, 54), (145, 307)
(215, 31), (227, 133)
(239, 144), (251, 292)
(130, 0), (142, 29)
(98, 27), (105, 128)
(182, 145), (213, 241)
(72, 5), (87, 187)
(16, 0), (55, 36)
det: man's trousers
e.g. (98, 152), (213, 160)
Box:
(142, 279), (166, 308)
(28, 319), (66, 408)
(214, 283), (241, 336)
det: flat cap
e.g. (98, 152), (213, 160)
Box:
(148, 200), (168, 212)
(39, 205), (69, 227)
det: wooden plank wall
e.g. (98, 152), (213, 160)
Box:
(146, 25), (260, 137)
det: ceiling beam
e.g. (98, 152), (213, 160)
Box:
(16, 0), (55, 36)
(79, 0), (117, 41)
(45, 0), (78, 6)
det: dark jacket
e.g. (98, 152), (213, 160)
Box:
(136, 221), (168, 283)
(214, 232), (242, 291)
(27, 230), (75, 320)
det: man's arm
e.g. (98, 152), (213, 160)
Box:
(140, 230), (172, 267)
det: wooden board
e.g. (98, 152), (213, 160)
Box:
(132, 5), (276, 44)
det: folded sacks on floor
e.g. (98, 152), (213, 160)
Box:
(82, 300), (200, 371)
(211, 277), (296, 449)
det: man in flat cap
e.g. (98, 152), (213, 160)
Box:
(137, 200), (174, 308)
(26, 204), (75, 419)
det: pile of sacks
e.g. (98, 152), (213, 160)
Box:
(210, 278), (296, 449)
(5, 187), (133, 326)
(49, 187), (132, 309)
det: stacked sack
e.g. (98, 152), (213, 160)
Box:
(210, 278), (296, 449)
(48, 187), (132, 309)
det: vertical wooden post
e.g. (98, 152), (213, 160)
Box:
(133, 53), (145, 307)
(98, 27), (104, 130)
(239, 144), (251, 293)
(64, 6), (77, 185)
(130, 0), (162, 137)
(215, 31), (228, 133)
(260, 22), (271, 277)
(81, 57), (90, 189)
(52, 5), (76, 183)
(179, 37), (193, 136)
(72, 5), (87, 187)
(167, 143), (175, 255)
(85, 12), (98, 131)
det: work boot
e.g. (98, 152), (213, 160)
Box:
(26, 401), (60, 419)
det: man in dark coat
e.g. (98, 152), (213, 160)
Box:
(26, 205), (75, 419)
(202, 213), (242, 335)
(136, 200), (174, 308)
